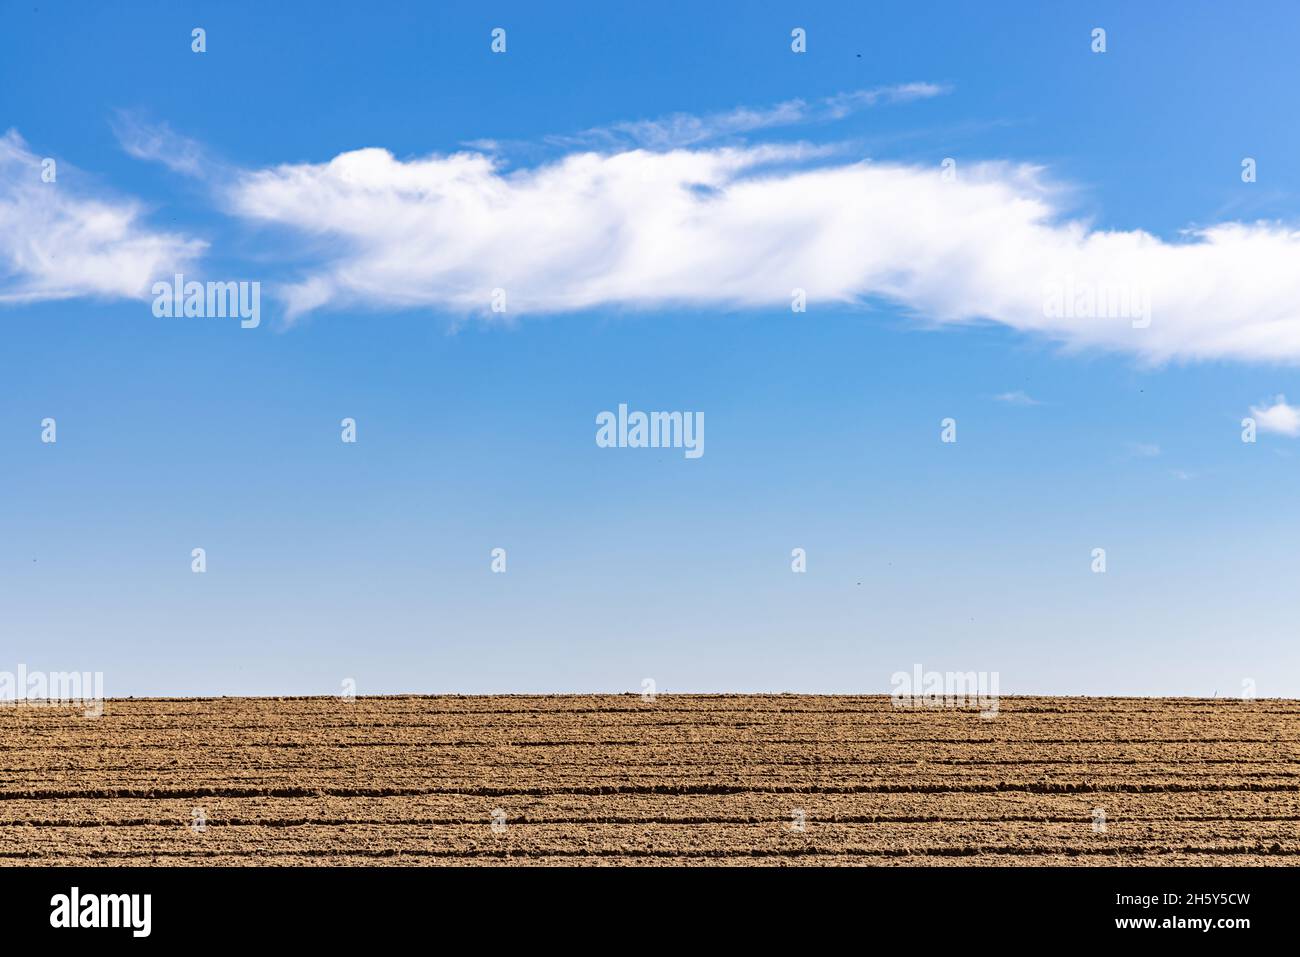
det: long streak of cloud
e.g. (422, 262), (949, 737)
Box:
(545, 83), (950, 150)
(227, 142), (1300, 363)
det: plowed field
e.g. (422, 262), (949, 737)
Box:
(1, 695), (1297, 865)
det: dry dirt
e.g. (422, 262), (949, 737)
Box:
(1, 695), (1297, 865)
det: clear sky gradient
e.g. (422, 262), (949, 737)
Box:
(2, 1), (1298, 696)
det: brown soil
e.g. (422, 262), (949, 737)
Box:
(1, 695), (1297, 865)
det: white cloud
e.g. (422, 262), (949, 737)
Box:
(993, 390), (1040, 406)
(0, 130), (204, 304)
(1249, 395), (1300, 436)
(110, 111), (211, 178)
(222, 136), (1300, 363)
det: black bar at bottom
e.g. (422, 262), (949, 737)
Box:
(0, 865), (1282, 942)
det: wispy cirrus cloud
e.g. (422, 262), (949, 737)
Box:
(541, 82), (950, 151)
(0, 129), (204, 304)
(1127, 442), (1162, 458)
(110, 110), (214, 178)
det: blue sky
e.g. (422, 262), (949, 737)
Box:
(2, 1), (1299, 696)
